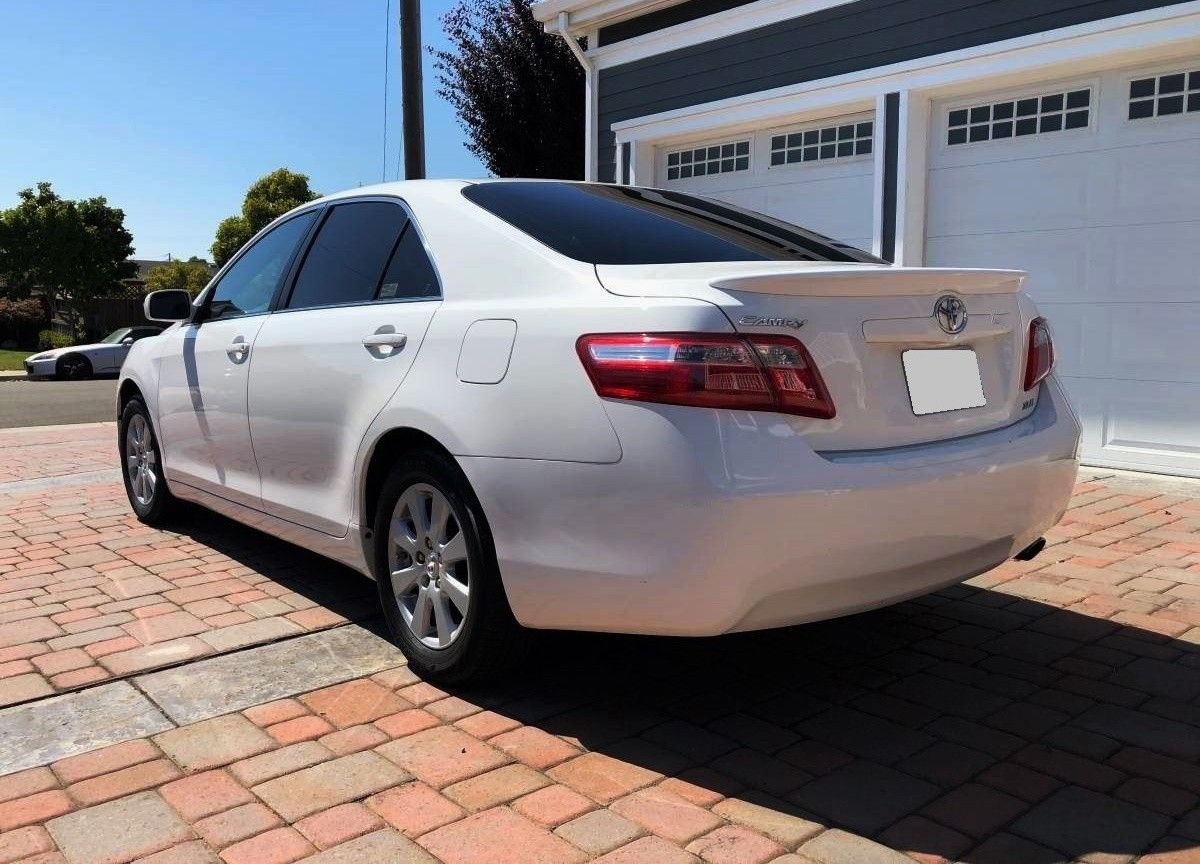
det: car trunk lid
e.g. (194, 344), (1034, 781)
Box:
(595, 262), (1037, 452)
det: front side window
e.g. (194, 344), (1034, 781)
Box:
(287, 202), (409, 309)
(462, 181), (882, 264)
(206, 210), (319, 321)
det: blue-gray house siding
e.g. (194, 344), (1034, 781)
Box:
(596, 0), (1188, 182)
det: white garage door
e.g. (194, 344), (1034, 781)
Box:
(658, 112), (876, 252)
(927, 62), (1200, 477)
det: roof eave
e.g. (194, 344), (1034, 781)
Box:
(531, 0), (687, 31)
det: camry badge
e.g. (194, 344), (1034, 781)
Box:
(934, 295), (967, 335)
(738, 315), (806, 330)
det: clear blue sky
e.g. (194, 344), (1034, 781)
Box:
(0, 0), (486, 261)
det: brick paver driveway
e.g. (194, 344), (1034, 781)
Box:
(1, 423), (1198, 864)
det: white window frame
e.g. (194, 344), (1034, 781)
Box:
(1122, 59), (1200, 126)
(660, 136), (752, 182)
(937, 77), (1100, 154)
(765, 112), (875, 170)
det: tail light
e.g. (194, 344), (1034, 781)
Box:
(576, 333), (835, 419)
(1023, 317), (1055, 391)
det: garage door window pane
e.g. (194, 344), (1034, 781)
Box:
(1127, 68), (1200, 119)
(288, 202), (407, 309)
(948, 88), (1090, 146)
(664, 139), (751, 178)
(771, 118), (873, 165)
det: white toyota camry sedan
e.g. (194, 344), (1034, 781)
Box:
(119, 180), (1080, 681)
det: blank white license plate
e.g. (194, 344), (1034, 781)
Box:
(902, 349), (986, 416)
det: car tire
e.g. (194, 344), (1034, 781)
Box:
(119, 398), (178, 525)
(56, 354), (92, 380)
(372, 449), (528, 683)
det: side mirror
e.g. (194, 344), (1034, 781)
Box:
(144, 290), (192, 324)
(121, 336), (135, 346)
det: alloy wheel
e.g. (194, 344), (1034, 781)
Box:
(125, 414), (158, 507)
(387, 483), (471, 649)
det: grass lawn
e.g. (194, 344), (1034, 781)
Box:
(0, 349), (32, 371)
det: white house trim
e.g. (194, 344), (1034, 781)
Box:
(533, 0), (687, 31)
(610, 2), (1200, 145)
(894, 90), (929, 267)
(587, 0), (858, 68)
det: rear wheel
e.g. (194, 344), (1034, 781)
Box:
(119, 398), (178, 524)
(56, 354), (92, 380)
(373, 450), (526, 683)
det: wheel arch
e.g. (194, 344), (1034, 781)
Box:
(118, 378), (144, 412)
(360, 426), (459, 550)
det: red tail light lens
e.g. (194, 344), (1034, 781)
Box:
(1023, 317), (1055, 391)
(576, 333), (835, 419)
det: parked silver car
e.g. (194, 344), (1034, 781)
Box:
(24, 326), (163, 379)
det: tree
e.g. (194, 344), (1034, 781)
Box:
(145, 257), (213, 297)
(433, 0), (584, 179)
(211, 169), (319, 266)
(0, 182), (136, 340)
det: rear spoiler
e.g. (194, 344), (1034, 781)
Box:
(709, 267), (1026, 297)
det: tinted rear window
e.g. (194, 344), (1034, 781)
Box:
(461, 182), (883, 265)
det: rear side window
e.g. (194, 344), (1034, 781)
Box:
(462, 182), (883, 265)
(287, 202), (408, 309)
(378, 224), (440, 300)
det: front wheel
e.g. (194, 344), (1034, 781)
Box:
(119, 398), (178, 524)
(56, 354), (92, 380)
(373, 450), (527, 683)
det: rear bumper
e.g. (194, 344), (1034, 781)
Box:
(461, 377), (1081, 636)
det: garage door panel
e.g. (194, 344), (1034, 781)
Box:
(928, 64), (1199, 476)
(763, 173), (873, 242)
(925, 231), (1089, 302)
(1112, 140), (1200, 223)
(659, 114), (876, 252)
(1070, 377), (1200, 477)
(927, 156), (1093, 235)
(1110, 221), (1200, 303)
(1040, 302), (1200, 383)
(931, 221), (1200, 305)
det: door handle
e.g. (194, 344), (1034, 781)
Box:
(363, 333), (407, 349)
(226, 338), (250, 361)
(363, 331), (407, 357)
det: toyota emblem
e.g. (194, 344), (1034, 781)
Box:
(934, 295), (968, 335)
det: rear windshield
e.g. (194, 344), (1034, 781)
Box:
(461, 181), (884, 265)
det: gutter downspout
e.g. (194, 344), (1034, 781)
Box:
(552, 11), (596, 181)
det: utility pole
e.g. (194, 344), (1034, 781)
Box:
(400, 0), (426, 180)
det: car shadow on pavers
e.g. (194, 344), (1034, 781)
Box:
(148, 503), (389, 643)
(444, 587), (1200, 864)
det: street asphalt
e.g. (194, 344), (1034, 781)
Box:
(0, 377), (118, 428)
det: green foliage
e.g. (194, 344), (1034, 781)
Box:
(0, 297), (43, 325)
(211, 169), (319, 266)
(433, 0), (584, 179)
(212, 216), (252, 269)
(0, 182), (136, 340)
(146, 257), (213, 298)
(38, 329), (72, 350)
